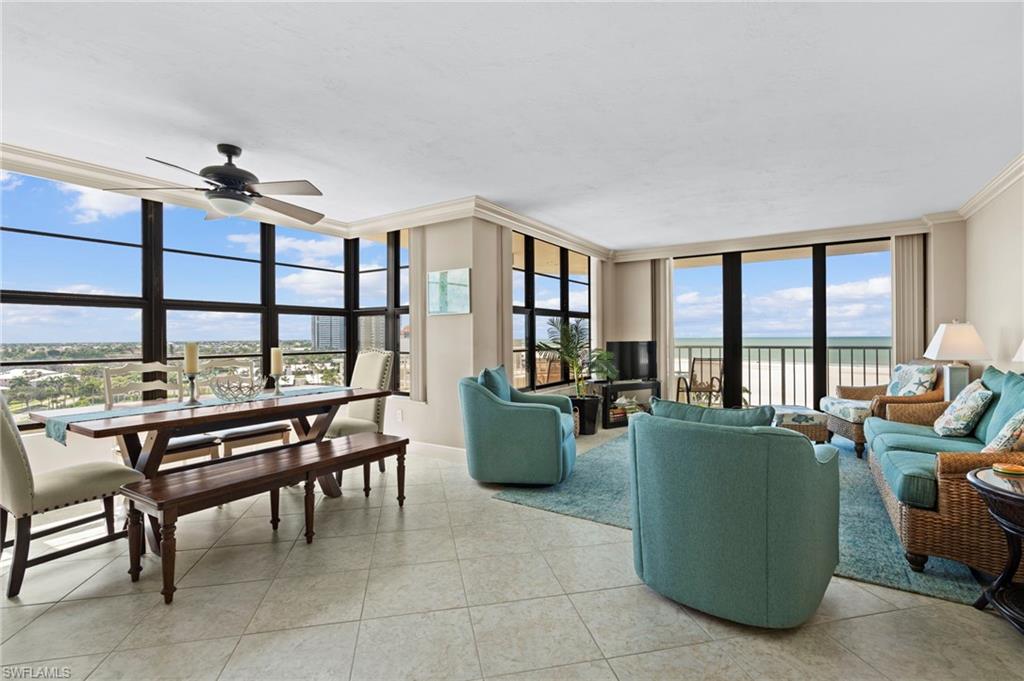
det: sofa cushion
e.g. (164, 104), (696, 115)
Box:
(560, 414), (575, 439)
(974, 366), (1006, 442)
(982, 408), (1024, 453)
(983, 371), (1024, 445)
(864, 417), (939, 445)
(820, 396), (871, 424)
(877, 450), (937, 509)
(478, 365), (511, 401)
(933, 379), (992, 437)
(872, 431), (984, 457)
(886, 363), (937, 397)
(650, 398), (774, 426)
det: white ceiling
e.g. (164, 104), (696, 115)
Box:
(2, 2), (1021, 250)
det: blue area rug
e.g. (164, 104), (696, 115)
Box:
(494, 433), (981, 604)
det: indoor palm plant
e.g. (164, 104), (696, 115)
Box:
(537, 318), (617, 434)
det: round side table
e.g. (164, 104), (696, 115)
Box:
(967, 467), (1024, 635)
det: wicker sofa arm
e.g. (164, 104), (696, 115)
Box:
(884, 401), (950, 425)
(869, 387), (946, 418)
(936, 450), (1024, 476)
(835, 384), (886, 400)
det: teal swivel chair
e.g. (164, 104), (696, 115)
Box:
(457, 366), (576, 485)
(628, 412), (839, 628)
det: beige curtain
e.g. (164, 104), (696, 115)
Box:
(891, 234), (927, 364)
(651, 258), (675, 393)
(408, 227), (427, 402)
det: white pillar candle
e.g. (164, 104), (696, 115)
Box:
(184, 342), (199, 375)
(270, 347), (284, 375)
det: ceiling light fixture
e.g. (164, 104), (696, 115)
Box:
(205, 188), (253, 216)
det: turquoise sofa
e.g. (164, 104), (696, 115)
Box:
(864, 366), (1024, 575)
(628, 409), (839, 628)
(457, 368), (576, 485)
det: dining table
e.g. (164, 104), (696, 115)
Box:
(29, 386), (390, 553)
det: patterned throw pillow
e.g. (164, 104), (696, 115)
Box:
(887, 363), (938, 397)
(981, 408), (1024, 452)
(933, 379), (994, 437)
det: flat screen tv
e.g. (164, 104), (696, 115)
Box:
(606, 341), (657, 381)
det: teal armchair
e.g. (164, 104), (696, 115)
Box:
(628, 412), (839, 628)
(458, 374), (576, 485)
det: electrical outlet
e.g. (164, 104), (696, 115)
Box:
(396, 409), (404, 423)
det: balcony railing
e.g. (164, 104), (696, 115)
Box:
(674, 343), (892, 408)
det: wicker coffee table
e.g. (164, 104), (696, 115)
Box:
(771, 405), (829, 444)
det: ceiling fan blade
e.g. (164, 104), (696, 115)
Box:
(146, 157), (222, 186)
(252, 195), (324, 225)
(247, 180), (322, 196)
(104, 187), (207, 192)
(204, 212), (226, 221)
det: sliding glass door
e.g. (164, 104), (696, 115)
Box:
(672, 256), (724, 405)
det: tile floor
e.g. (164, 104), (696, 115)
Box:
(1, 432), (1021, 680)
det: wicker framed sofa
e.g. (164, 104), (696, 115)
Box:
(864, 366), (1024, 579)
(821, 360), (947, 457)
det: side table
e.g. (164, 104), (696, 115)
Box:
(967, 467), (1024, 635)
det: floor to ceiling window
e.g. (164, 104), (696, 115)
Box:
(672, 255), (724, 405)
(511, 232), (590, 391)
(0, 170), (414, 424)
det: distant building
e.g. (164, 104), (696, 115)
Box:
(359, 315), (386, 350)
(311, 315), (345, 351)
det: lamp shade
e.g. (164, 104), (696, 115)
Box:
(923, 322), (989, 361)
(1014, 339), (1024, 363)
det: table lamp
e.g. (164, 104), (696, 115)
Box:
(923, 322), (989, 400)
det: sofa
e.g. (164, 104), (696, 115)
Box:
(457, 366), (576, 485)
(865, 366), (1024, 578)
(821, 359), (947, 458)
(628, 403), (839, 628)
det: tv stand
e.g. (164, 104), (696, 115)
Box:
(594, 379), (661, 429)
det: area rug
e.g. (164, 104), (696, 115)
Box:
(494, 433), (981, 604)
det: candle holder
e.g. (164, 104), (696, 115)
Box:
(271, 373), (283, 397)
(185, 373), (201, 406)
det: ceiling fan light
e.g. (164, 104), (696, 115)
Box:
(205, 189), (252, 216)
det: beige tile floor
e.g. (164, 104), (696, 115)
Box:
(1, 431), (1021, 680)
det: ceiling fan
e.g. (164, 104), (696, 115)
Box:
(105, 143), (325, 225)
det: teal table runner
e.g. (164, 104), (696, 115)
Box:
(45, 385), (350, 445)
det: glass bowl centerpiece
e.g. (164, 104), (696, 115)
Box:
(208, 374), (267, 403)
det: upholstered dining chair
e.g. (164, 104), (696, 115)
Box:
(1, 396), (143, 598)
(102, 361), (221, 467)
(198, 357), (291, 456)
(326, 349), (394, 476)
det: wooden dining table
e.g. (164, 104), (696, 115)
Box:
(29, 387), (389, 553)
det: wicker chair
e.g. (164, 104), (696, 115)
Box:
(676, 357), (723, 406)
(871, 401), (1024, 580)
(824, 360), (947, 458)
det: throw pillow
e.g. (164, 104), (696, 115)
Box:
(981, 408), (1024, 453)
(982, 371), (1024, 445)
(478, 365), (511, 401)
(886, 363), (938, 397)
(933, 379), (994, 437)
(650, 397), (775, 427)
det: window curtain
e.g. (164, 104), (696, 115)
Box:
(409, 226), (427, 402)
(652, 258), (675, 394)
(891, 233), (926, 364)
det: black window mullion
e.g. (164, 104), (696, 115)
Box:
(385, 231), (400, 392)
(261, 223), (277, 383)
(141, 199), (165, 400)
(344, 238), (359, 384)
(524, 236), (536, 390)
(559, 247), (570, 384)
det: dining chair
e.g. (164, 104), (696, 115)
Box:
(676, 356), (723, 406)
(327, 349), (393, 474)
(102, 361), (221, 466)
(1, 396), (143, 598)
(198, 357), (291, 456)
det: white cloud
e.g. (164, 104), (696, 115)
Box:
(0, 171), (23, 191)
(226, 233), (260, 254)
(276, 269), (344, 306)
(55, 284), (120, 296)
(57, 183), (139, 223)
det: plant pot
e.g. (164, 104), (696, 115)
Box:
(570, 395), (601, 435)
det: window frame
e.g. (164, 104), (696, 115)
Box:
(512, 233), (591, 392)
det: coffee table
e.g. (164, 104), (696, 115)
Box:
(967, 467), (1024, 635)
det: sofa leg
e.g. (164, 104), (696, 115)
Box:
(905, 552), (928, 572)
(854, 442), (865, 459)
(826, 430), (834, 443)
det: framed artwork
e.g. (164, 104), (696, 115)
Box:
(427, 268), (471, 315)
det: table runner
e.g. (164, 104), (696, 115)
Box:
(45, 385), (350, 445)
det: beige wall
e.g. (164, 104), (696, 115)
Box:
(965, 175), (1024, 371)
(926, 220), (967, 338)
(604, 260), (654, 342)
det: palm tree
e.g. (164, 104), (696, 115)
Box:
(536, 318), (617, 397)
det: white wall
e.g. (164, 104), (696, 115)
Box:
(965, 175), (1024, 371)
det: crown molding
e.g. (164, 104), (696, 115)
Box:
(344, 196), (477, 237)
(958, 152), (1024, 219)
(921, 210), (964, 226)
(609, 215), (943, 262)
(472, 197), (613, 260)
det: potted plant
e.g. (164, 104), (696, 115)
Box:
(537, 318), (618, 435)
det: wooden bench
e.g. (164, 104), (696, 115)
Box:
(119, 432), (409, 603)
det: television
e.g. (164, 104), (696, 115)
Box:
(606, 341), (657, 381)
